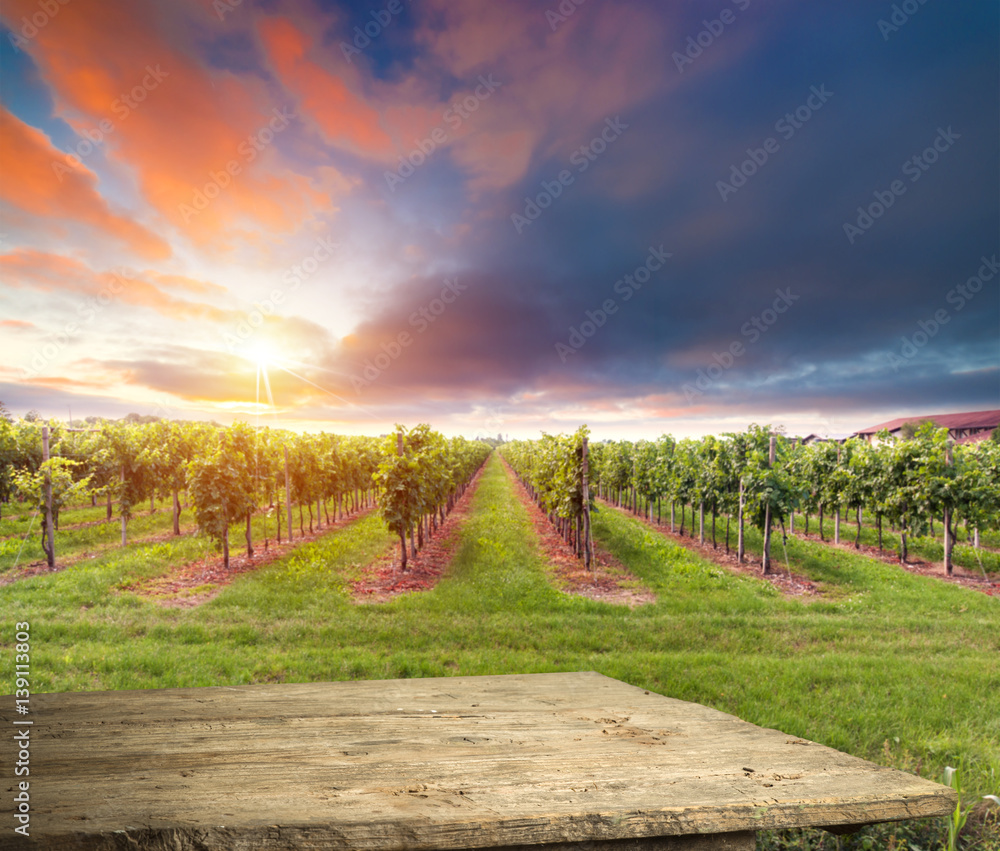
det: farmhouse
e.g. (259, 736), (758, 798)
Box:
(853, 409), (1000, 444)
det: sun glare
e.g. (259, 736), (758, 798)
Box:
(247, 341), (276, 369)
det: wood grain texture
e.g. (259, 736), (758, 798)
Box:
(0, 673), (955, 850)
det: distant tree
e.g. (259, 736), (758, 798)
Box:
(990, 428), (1000, 445)
(23, 410), (41, 422)
(900, 419), (936, 440)
(0, 401), (12, 423)
(122, 412), (161, 425)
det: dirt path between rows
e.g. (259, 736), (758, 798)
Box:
(606, 502), (821, 599)
(502, 461), (655, 607)
(123, 508), (375, 607)
(351, 465), (489, 603)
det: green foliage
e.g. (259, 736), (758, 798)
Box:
(100, 421), (154, 525)
(499, 426), (592, 559)
(577, 424), (1000, 566)
(187, 424), (257, 563)
(901, 418), (939, 440)
(11, 457), (93, 527)
(375, 424), (490, 563)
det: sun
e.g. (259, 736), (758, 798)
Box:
(246, 340), (276, 370)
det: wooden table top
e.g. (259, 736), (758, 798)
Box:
(2, 672), (955, 849)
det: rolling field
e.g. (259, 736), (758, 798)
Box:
(2, 452), (998, 849)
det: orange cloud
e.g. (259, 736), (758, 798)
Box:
(142, 271), (229, 297)
(258, 16), (394, 159)
(1, 0), (328, 246)
(28, 374), (119, 392)
(0, 108), (171, 260)
(0, 249), (232, 324)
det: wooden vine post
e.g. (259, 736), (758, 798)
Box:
(284, 445), (293, 542)
(120, 465), (127, 546)
(631, 455), (637, 514)
(397, 431), (408, 571)
(789, 438), (797, 534)
(737, 478), (745, 563)
(944, 439), (953, 575)
(581, 436), (592, 573)
(41, 426), (55, 568)
(762, 435), (776, 575)
(834, 444), (841, 545)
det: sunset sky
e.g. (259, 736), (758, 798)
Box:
(1, 0), (997, 440)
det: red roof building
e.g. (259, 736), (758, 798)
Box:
(854, 410), (999, 443)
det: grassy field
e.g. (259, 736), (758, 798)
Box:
(2, 453), (998, 849)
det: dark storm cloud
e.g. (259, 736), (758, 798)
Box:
(426, 0), (1000, 419)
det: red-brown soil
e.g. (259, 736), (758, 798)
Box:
(502, 460), (655, 607)
(351, 465), (488, 603)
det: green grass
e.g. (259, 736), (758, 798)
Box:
(2, 454), (998, 849)
(0, 499), (332, 574)
(788, 510), (1000, 576)
(633, 499), (1000, 575)
(0, 505), (190, 569)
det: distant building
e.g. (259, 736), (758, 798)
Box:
(853, 410), (1000, 444)
(797, 433), (852, 445)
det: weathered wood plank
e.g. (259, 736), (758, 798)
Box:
(0, 673), (955, 849)
(481, 836), (755, 851)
